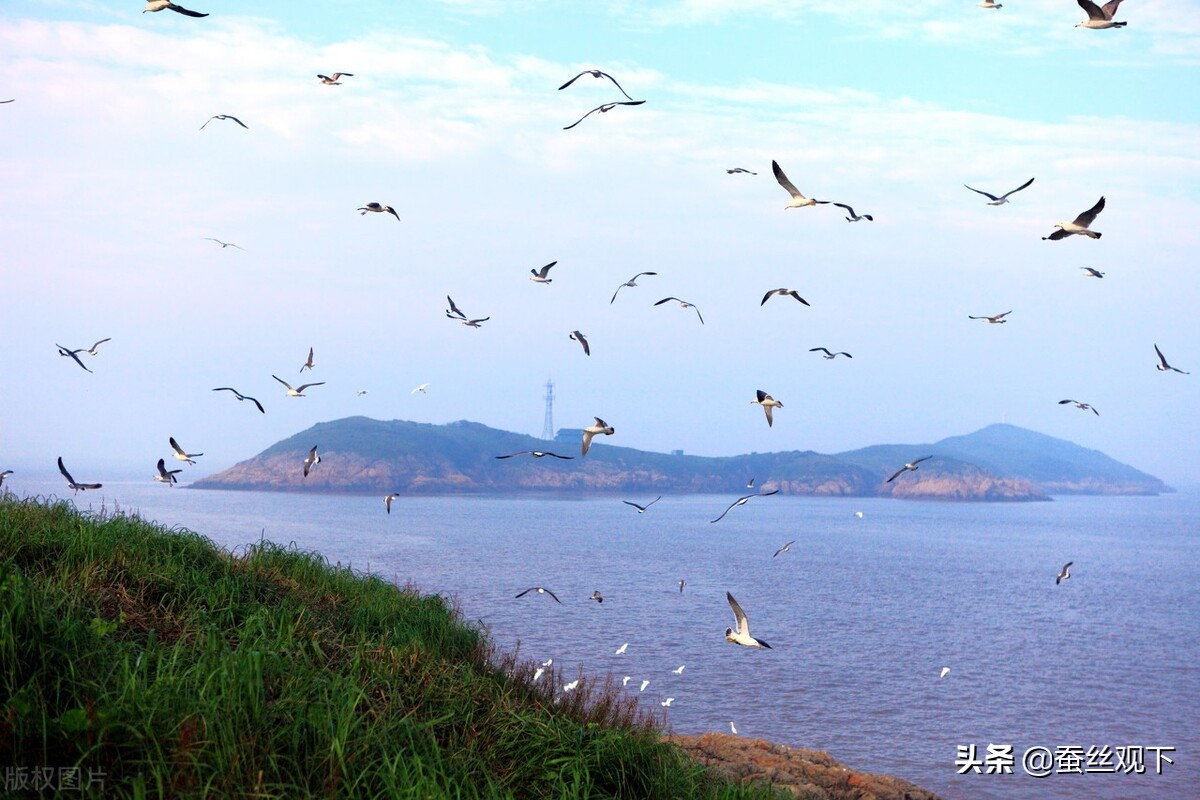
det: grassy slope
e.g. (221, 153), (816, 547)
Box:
(0, 496), (786, 799)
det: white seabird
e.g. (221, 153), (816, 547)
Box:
(591, 590), (604, 603)
(300, 347), (315, 373)
(940, 667), (951, 678)
(533, 668), (545, 682)
(1076, 0), (1126, 28)
(154, 458), (181, 485)
(752, 390), (783, 427)
(515, 587), (562, 604)
(569, 331), (590, 356)
(761, 289), (809, 307)
(654, 297), (704, 324)
(317, 72), (354, 85)
(622, 676), (632, 686)
(610, 272), (658, 304)
(169, 437), (202, 465)
(672, 664), (685, 675)
(978, 1), (1002, 8)
(615, 642), (629, 655)
(143, 1), (207, 16)
(212, 387), (265, 414)
(963, 177), (1033, 204)
(385, 493), (400, 514)
(358, 202), (399, 221)
(711, 489), (780, 524)
(562, 100), (645, 131)
(677, 579), (686, 593)
(1154, 344), (1189, 374)
(84, 338), (112, 355)
(661, 698), (674, 707)
(639, 680), (650, 691)
(725, 592), (772, 649)
(563, 679), (580, 692)
(1059, 399), (1099, 415)
(0, 470), (12, 488)
(58, 457), (101, 493)
(303, 446), (321, 478)
(730, 722), (737, 734)
(968, 311), (1012, 324)
(1056, 561), (1073, 585)
(622, 496), (661, 513)
(203, 238), (244, 250)
(530, 261), (557, 284)
(581, 417), (615, 457)
(411, 383), (429, 394)
(886, 456), (933, 483)
(832, 202), (873, 222)
(772, 541), (795, 558)
(1043, 197), (1105, 240)
(809, 347), (852, 359)
(772, 160), (828, 209)
(273, 375), (325, 397)
(200, 115), (247, 130)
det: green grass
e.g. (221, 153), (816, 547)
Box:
(0, 495), (782, 799)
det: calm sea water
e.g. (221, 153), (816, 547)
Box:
(7, 479), (1199, 800)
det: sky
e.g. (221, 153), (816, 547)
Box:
(1, 0), (1198, 486)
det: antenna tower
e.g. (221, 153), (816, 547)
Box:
(541, 379), (555, 440)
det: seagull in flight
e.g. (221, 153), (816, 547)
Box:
(58, 457), (101, 493)
(725, 592), (772, 649)
(212, 387), (265, 413)
(303, 446), (321, 478)
(515, 587), (562, 604)
(558, 69), (636, 101)
(886, 456), (933, 483)
(385, 493), (400, 514)
(495, 451), (574, 460)
(661, 698), (674, 707)
(832, 202), (873, 222)
(203, 238), (244, 250)
(0, 470), (12, 488)
(615, 642), (629, 655)
(963, 177), (1034, 205)
(677, 579), (686, 593)
(169, 437), (202, 465)
(591, 590), (604, 604)
(978, 1), (1002, 8)
(622, 496), (661, 514)
(445, 296), (488, 327)
(940, 666), (951, 678)
(726, 167), (757, 175)
(1059, 399), (1099, 415)
(772, 541), (795, 558)
(0, 99), (13, 104)
(82, 338), (112, 356)
(154, 459), (181, 485)
(318, 72), (354, 85)
(968, 311), (1012, 324)
(273, 375), (325, 397)
(752, 390), (783, 427)
(562, 100), (645, 131)
(639, 680), (650, 692)
(654, 297), (704, 324)
(358, 202), (399, 221)
(1154, 344), (1189, 374)
(761, 289), (809, 307)
(611, 272), (658, 304)
(809, 347), (852, 359)
(569, 331), (590, 356)
(200, 115), (247, 130)
(1044, 197), (1105, 240)
(711, 489), (779, 523)
(1081, 267), (1105, 279)
(411, 383), (429, 394)
(56, 345), (92, 373)
(1056, 561), (1073, 585)
(530, 261), (557, 284)
(143, 1), (207, 16)
(772, 160), (828, 209)
(1076, 0), (1127, 28)
(672, 664), (685, 675)
(300, 347), (315, 373)
(582, 417), (615, 456)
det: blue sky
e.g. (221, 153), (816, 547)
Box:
(1, 0), (1197, 485)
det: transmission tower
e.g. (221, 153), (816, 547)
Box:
(541, 379), (555, 440)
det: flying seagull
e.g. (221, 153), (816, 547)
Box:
(212, 387), (265, 413)
(529, 261), (557, 284)
(772, 160), (828, 209)
(772, 541), (795, 558)
(411, 383), (429, 394)
(1043, 197), (1105, 240)
(672, 664), (685, 675)
(591, 590), (604, 604)
(582, 417), (615, 456)
(610, 272), (658, 304)
(495, 450), (573, 460)
(747, 478), (755, 489)
(1056, 561), (1073, 585)
(203, 238), (244, 250)
(356, 390), (368, 396)
(963, 177), (1034, 205)
(832, 202), (873, 222)
(761, 288), (809, 307)
(569, 331), (590, 356)
(154, 458), (181, 485)
(725, 591), (772, 649)
(58, 457), (101, 493)
(562, 679), (580, 692)
(1059, 399), (1099, 415)
(678, 579), (686, 593)
(615, 642), (629, 655)
(0, 470), (12, 488)
(1154, 344), (1189, 374)
(639, 680), (650, 692)
(169, 437), (202, 465)
(143, 1), (208, 16)
(726, 167), (757, 175)
(358, 202), (399, 221)
(978, 1), (1002, 8)
(303, 446), (321, 478)
(317, 72), (354, 85)
(886, 456), (933, 483)
(1081, 267), (1105, 278)
(56, 345), (92, 373)
(809, 347), (852, 359)
(300, 347), (315, 373)
(273, 375), (325, 397)
(661, 698), (674, 707)
(730, 722), (737, 734)
(622, 496), (661, 514)
(83, 338), (112, 355)
(557, 69), (635, 101)
(534, 668), (545, 682)
(445, 296), (467, 320)
(752, 389), (783, 427)
(515, 587), (562, 604)
(968, 311), (1012, 324)
(200, 115), (247, 130)
(385, 493), (400, 514)
(939, 667), (951, 679)
(711, 489), (780, 524)
(562, 100), (645, 131)
(654, 297), (704, 324)
(1076, 0), (1127, 28)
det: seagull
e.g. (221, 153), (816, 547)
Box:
(639, 680), (650, 692)
(591, 590), (604, 603)
(385, 493), (400, 514)
(963, 177), (1034, 205)
(1081, 267), (1105, 279)
(672, 665), (685, 675)
(563, 679), (580, 692)
(1056, 561), (1073, 585)
(968, 311), (1012, 324)
(303, 446), (321, 477)
(725, 592), (772, 649)
(0, 470), (11, 489)
(212, 387), (265, 414)
(200, 115), (247, 130)
(569, 331), (590, 356)
(978, 1), (1002, 8)
(358, 202), (399, 221)
(622, 496), (661, 513)
(615, 643), (629, 655)
(562, 100), (645, 131)
(832, 202), (873, 222)
(772, 160), (828, 209)
(752, 390), (783, 427)
(541, 659), (553, 667)
(730, 722), (738, 734)
(1154, 344), (1189, 374)
(84, 338), (112, 355)
(273, 375), (325, 397)
(1076, 0), (1127, 28)
(356, 390), (368, 396)
(809, 347), (852, 359)
(0, 99), (13, 104)
(622, 676), (632, 686)
(460, 317), (490, 328)
(143, 1), (208, 16)
(610, 272), (658, 304)
(317, 72), (354, 85)
(153, 459), (181, 485)
(886, 456), (933, 483)
(855, 511), (864, 518)
(203, 238), (244, 250)
(530, 261), (557, 284)
(677, 579), (686, 593)
(940, 667), (951, 678)
(761, 289), (809, 307)
(445, 296), (488, 327)
(300, 347), (315, 373)
(1043, 197), (1105, 240)
(711, 490), (779, 523)
(1059, 399), (1099, 415)
(772, 541), (795, 558)
(747, 478), (755, 489)
(654, 297), (704, 324)
(726, 167), (757, 175)
(557, 69), (635, 101)
(411, 383), (429, 394)
(581, 417), (615, 457)
(661, 698), (674, 707)
(515, 587), (562, 603)
(58, 457), (101, 493)
(169, 437), (202, 465)
(534, 668), (545, 682)
(495, 451), (574, 460)
(56, 345), (92, 373)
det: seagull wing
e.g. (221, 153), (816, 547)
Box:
(963, 184), (1001, 201)
(726, 592), (750, 636)
(771, 160), (803, 199)
(1077, 0), (1107, 20)
(557, 70), (591, 90)
(546, 452), (573, 459)
(1073, 196), (1105, 227)
(654, 297), (680, 306)
(789, 291), (810, 306)
(885, 467), (907, 483)
(446, 296), (465, 319)
(600, 71), (635, 101)
(832, 202), (858, 216)
(810, 347), (833, 356)
(1000, 177), (1035, 199)
(63, 349), (93, 372)
(495, 452), (532, 459)
(1099, 0), (1122, 18)
(200, 116), (215, 129)
(693, 305), (704, 324)
(168, 3), (208, 16)
(1044, 228), (1071, 241)
(535, 261), (556, 278)
(247, 395), (265, 413)
(623, 500), (646, 511)
(57, 457), (75, 484)
(563, 104), (605, 130)
(571, 331), (590, 356)
(88, 338), (112, 353)
(633, 272), (657, 279)
(227, 115), (248, 128)
(911, 456), (933, 466)
(755, 389), (769, 403)
(331, 72), (354, 80)
(610, 284), (625, 304)
(761, 289), (779, 306)
(711, 494), (753, 524)
(295, 382), (325, 392)
(272, 375), (295, 392)
(645, 496), (661, 508)
(169, 437), (186, 457)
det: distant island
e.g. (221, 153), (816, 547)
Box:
(191, 419), (1169, 501)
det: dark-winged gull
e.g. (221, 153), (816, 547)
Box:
(968, 311), (1012, 324)
(886, 456), (932, 483)
(385, 493), (400, 514)
(711, 489), (780, 523)
(0, 470), (12, 488)
(358, 202), (399, 221)
(725, 592), (771, 649)
(1081, 267), (1105, 278)
(1154, 345), (1189, 374)
(318, 73), (354, 85)
(726, 167), (757, 175)
(569, 330), (590, 356)
(582, 417), (615, 456)
(1044, 197), (1105, 240)
(678, 579), (686, 593)
(200, 115), (247, 130)
(761, 289), (809, 307)
(169, 437), (202, 465)
(303, 445), (321, 478)
(212, 387), (265, 413)
(56, 345), (92, 373)
(273, 375), (325, 397)
(591, 590), (603, 603)
(58, 457), (101, 492)
(154, 458), (181, 485)
(203, 238), (244, 250)
(515, 586), (562, 603)
(772, 541), (795, 558)
(530, 261), (557, 284)
(143, 1), (207, 16)
(563, 101), (645, 131)
(622, 496), (661, 513)
(1059, 399), (1099, 415)
(495, 450), (573, 460)
(772, 160), (828, 209)
(558, 69), (635, 101)
(611, 272), (658, 304)
(964, 177), (1033, 204)
(654, 297), (704, 324)
(300, 347), (315, 373)
(832, 203), (873, 222)
(752, 390), (783, 427)
(809, 347), (852, 359)
(1056, 561), (1073, 585)
(1076, 0), (1126, 28)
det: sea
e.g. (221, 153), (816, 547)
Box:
(5, 479), (1198, 800)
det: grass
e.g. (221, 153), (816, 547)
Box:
(0, 495), (783, 799)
